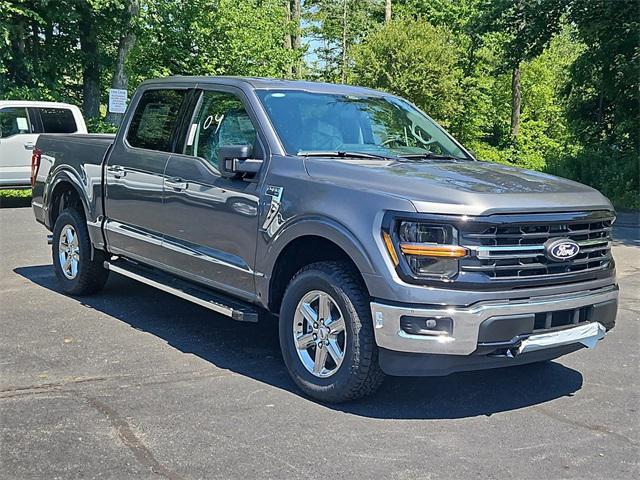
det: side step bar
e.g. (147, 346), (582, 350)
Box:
(104, 260), (260, 322)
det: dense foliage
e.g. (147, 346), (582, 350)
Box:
(1, 0), (638, 208)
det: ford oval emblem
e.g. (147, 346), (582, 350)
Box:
(545, 238), (580, 262)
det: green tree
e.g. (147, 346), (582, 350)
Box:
(305, 0), (383, 82)
(475, 0), (567, 138)
(351, 18), (463, 128)
(551, 0), (640, 208)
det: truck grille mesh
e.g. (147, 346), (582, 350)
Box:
(460, 214), (614, 281)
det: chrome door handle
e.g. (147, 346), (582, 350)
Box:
(107, 165), (126, 178)
(166, 177), (188, 191)
(24, 142), (35, 149)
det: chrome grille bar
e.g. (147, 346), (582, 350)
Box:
(459, 212), (614, 282)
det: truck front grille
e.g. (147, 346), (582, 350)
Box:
(459, 212), (614, 282)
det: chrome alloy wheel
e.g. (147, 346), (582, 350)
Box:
(293, 290), (347, 378)
(58, 224), (80, 280)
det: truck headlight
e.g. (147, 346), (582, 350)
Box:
(383, 219), (467, 281)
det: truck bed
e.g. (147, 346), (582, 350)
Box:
(31, 133), (116, 231)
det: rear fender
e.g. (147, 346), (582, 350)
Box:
(45, 168), (101, 253)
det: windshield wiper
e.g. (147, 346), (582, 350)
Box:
(401, 152), (467, 161)
(297, 150), (396, 161)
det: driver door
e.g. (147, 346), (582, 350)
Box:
(161, 87), (263, 300)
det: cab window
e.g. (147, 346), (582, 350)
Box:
(38, 108), (77, 133)
(185, 91), (258, 170)
(0, 107), (31, 138)
(127, 89), (187, 152)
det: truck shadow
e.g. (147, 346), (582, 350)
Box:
(14, 265), (584, 420)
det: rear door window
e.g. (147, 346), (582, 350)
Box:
(0, 107), (31, 138)
(37, 108), (78, 133)
(127, 89), (188, 152)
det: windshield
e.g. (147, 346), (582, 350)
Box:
(256, 90), (469, 159)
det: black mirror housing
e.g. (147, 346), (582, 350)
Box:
(219, 145), (263, 178)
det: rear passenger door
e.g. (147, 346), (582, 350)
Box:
(0, 106), (38, 186)
(104, 88), (190, 264)
(161, 87), (263, 299)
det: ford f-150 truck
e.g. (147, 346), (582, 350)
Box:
(31, 77), (618, 402)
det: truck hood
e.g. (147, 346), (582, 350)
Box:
(303, 158), (613, 216)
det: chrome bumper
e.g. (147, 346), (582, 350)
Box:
(518, 321), (605, 354)
(370, 285), (618, 355)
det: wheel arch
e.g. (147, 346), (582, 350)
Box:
(47, 174), (90, 227)
(262, 217), (377, 314)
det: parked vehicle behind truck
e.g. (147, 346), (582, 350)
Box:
(31, 77), (618, 402)
(0, 101), (86, 188)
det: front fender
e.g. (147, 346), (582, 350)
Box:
(255, 215), (381, 308)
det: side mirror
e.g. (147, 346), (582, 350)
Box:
(219, 145), (263, 178)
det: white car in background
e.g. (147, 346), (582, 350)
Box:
(0, 101), (87, 188)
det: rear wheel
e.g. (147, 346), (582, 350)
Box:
(279, 261), (384, 403)
(52, 209), (109, 295)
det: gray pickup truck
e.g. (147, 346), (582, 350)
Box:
(31, 76), (618, 402)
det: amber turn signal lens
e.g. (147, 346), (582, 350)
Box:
(399, 243), (468, 258)
(382, 231), (399, 265)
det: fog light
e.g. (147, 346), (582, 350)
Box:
(400, 316), (453, 336)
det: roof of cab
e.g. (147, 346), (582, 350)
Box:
(140, 76), (387, 97)
(0, 100), (82, 109)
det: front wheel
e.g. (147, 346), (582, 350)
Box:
(52, 209), (109, 295)
(279, 261), (384, 403)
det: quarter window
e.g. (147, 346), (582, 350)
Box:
(127, 89), (187, 152)
(185, 91), (257, 170)
(0, 107), (31, 138)
(38, 108), (77, 133)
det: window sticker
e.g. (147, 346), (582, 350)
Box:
(16, 117), (28, 131)
(186, 123), (198, 146)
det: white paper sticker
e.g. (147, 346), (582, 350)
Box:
(108, 89), (128, 114)
(186, 123), (198, 146)
(16, 117), (28, 130)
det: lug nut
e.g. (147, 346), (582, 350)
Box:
(313, 322), (318, 329)
(313, 334), (317, 339)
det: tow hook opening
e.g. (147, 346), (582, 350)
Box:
(488, 344), (522, 358)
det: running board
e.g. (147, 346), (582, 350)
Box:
(104, 260), (260, 322)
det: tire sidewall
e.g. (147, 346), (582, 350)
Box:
(279, 267), (369, 398)
(52, 210), (92, 295)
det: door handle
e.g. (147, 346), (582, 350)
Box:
(107, 165), (126, 178)
(24, 142), (35, 150)
(166, 177), (188, 191)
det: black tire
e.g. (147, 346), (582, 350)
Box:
(52, 208), (109, 295)
(279, 261), (385, 403)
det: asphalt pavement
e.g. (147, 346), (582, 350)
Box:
(1, 206), (638, 479)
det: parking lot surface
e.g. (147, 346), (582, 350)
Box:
(1, 206), (638, 479)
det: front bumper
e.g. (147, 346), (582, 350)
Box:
(370, 284), (618, 356)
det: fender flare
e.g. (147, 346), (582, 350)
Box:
(45, 168), (92, 227)
(258, 215), (379, 305)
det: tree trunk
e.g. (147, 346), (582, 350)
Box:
(78, 3), (101, 120)
(290, 0), (301, 77)
(106, 0), (140, 127)
(385, 0), (392, 23)
(341, 0), (348, 83)
(283, 2), (292, 52)
(8, 18), (29, 86)
(510, 65), (521, 138)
